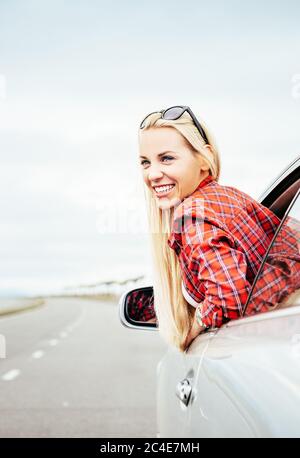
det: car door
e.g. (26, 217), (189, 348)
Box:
(156, 328), (218, 438)
(185, 177), (300, 437)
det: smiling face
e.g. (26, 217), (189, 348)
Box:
(139, 127), (211, 210)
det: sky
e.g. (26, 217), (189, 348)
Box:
(0, 0), (300, 296)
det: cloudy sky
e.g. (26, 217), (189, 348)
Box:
(0, 0), (300, 296)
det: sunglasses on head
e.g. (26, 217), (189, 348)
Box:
(139, 105), (209, 145)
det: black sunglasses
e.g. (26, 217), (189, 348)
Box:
(139, 105), (209, 145)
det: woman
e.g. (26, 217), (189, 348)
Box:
(138, 105), (299, 352)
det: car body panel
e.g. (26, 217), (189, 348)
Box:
(183, 305), (300, 437)
(157, 331), (217, 437)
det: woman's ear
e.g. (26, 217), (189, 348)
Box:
(201, 163), (210, 171)
(201, 144), (213, 171)
(204, 143), (213, 154)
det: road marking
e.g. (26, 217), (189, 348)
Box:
(2, 369), (20, 381)
(32, 350), (44, 359)
(49, 339), (58, 346)
(65, 306), (87, 334)
(62, 401), (69, 407)
(60, 332), (68, 338)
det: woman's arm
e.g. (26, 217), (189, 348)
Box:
(184, 304), (207, 349)
(181, 218), (252, 330)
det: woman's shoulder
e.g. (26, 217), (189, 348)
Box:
(173, 179), (253, 224)
(196, 179), (254, 206)
(171, 178), (280, 245)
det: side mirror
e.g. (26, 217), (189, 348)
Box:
(119, 286), (158, 330)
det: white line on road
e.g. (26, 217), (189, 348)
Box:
(32, 350), (44, 359)
(59, 332), (68, 338)
(65, 306), (87, 334)
(1, 369), (20, 381)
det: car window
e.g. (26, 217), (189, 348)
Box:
(243, 189), (300, 317)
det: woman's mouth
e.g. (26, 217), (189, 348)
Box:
(153, 184), (175, 198)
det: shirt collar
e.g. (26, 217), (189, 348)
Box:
(195, 174), (214, 191)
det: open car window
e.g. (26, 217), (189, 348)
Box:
(243, 187), (300, 317)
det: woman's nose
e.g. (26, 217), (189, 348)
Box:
(147, 165), (164, 181)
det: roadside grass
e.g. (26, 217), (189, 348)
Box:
(0, 298), (45, 317)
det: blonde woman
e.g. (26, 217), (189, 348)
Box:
(138, 105), (299, 352)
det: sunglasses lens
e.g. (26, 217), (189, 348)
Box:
(163, 106), (185, 120)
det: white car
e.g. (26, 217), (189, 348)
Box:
(119, 156), (300, 438)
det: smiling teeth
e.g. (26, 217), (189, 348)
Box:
(154, 185), (175, 193)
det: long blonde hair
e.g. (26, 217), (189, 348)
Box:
(138, 110), (221, 351)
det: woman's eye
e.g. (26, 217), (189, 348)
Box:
(140, 156), (174, 167)
(161, 155), (174, 162)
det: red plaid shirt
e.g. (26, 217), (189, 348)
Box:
(168, 175), (300, 329)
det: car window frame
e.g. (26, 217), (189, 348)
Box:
(242, 187), (300, 317)
(258, 157), (300, 208)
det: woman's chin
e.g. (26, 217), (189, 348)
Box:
(156, 195), (182, 210)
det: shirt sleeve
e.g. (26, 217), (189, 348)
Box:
(181, 217), (252, 328)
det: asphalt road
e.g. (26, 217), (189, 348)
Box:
(0, 298), (167, 438)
